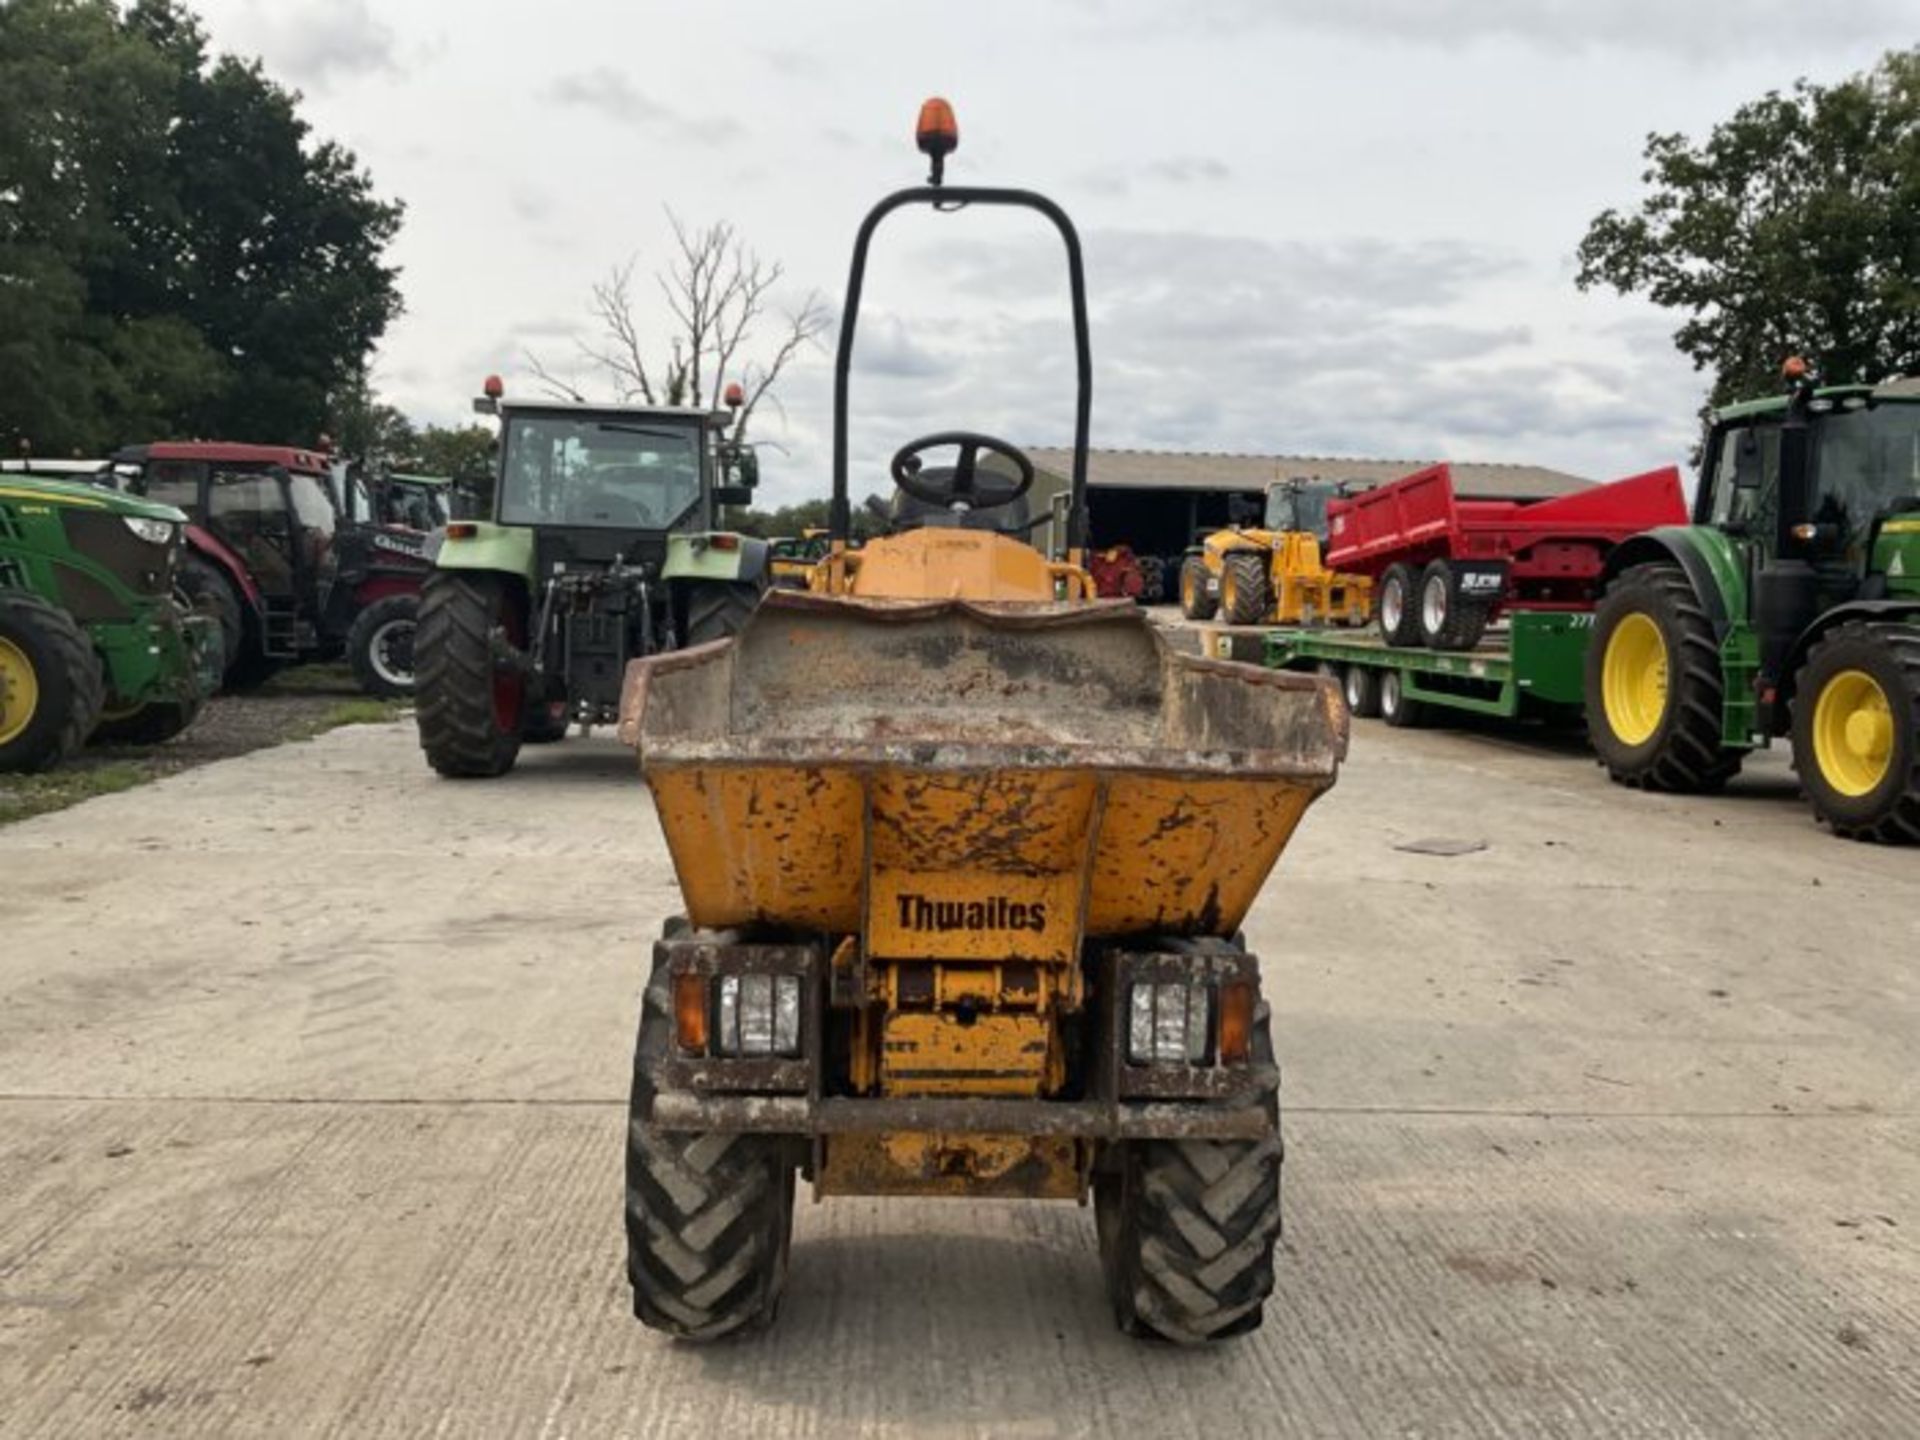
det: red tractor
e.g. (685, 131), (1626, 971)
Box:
(109, 442), (433, 696)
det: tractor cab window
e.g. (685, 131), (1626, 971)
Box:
(1707, 423), (1779, 537)
(1265, 485), (1331, 538)
(499, 416), (702, 529)
(208, 466), (295, 592)
(139, 460), (203, 513)
(1811, 401), (1920, 564)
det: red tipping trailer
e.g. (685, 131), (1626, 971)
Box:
(1324, 462), (1687, 650)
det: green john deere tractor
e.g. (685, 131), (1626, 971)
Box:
(1587, 367), (1920, 842)
(0, 474), (219, 771)
(414, 382), (769, 778)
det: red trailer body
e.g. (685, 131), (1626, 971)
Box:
(1325, 462), (1687, 613)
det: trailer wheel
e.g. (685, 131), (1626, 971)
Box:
(1377, 563), (1421, 647)
(1379, 669), (1424, 728)
(1179, 556), (1218, 621)
(626, 954), (795, 1340)
(0, 592), (104, 773)
(1791, 621), (1920, 844)
(1343, 663), (1382, 719)
(1586, 563), (1743, 793)
(1417, 560), (1490, 651)
(1096, 1003), (1280, 1345)
(1220, 552), (1271, 626)
(414, 572), (524, 778)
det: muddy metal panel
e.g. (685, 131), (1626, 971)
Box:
(622, 592), (1345, 941)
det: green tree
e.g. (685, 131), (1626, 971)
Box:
(1578, 47), (1920, 408)
(0, 0), (403, 455)
(403, 424), (496, 480)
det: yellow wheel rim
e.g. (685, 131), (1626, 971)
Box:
(1181, 566), (1198, 611)
(1602, 612), (1668, 747)
(1812, 668), (1893, 797)
(1220, 568), (1239, 613)
(0, 636), (40, 746)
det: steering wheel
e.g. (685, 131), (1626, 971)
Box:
(890, 432), (1035, 512)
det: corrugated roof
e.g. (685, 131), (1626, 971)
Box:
(1026, 447), (1590, 499)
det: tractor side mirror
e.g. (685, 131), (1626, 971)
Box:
(713, 445), (759, 507)
(1733, 430), (1764, 490)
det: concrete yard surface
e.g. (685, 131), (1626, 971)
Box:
(0, 718), (1916, 1437)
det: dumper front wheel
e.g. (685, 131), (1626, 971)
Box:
(1096, 1016), (1281, 1344)
(625, 966), (795, 1341)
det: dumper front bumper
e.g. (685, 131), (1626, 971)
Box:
(647, 1091), (1275, 1140)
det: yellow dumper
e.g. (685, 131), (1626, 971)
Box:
(618, 101), (1347, 1344)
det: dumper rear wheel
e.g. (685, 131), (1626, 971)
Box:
(625, 962), (795, 1341)
(1096, 1011), (1281, 1344)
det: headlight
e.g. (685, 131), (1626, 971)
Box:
(123, 516), (175, 545)
(713, 974), (802, 1057)
(1127, 981), (1211, 1065)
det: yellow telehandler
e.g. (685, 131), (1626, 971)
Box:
(617, 99), (1347, 1344)
(1180, 479), (1373, 627)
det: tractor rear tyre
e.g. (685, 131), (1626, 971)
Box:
(347, 594), (420, 700)
(1379, 668), (1425, 728)
(626, 954), (795, 1340)
(0, 593), (104, 773)
(684, 581), (761, 648)
(1137, 554), (1166, 604)
(1220, 552), (1271, 626)
(1178, 556), (1218, 621)
(176, 551), (243, 677)
(1417, 559), (1491, 651)
(1377, 563), (1421, 647)
(1791, 621), (1920, 843)
(415, 573), (524, 778)
(1096, 999), (1281, 1344)
(1343, 663), (1382, 719)
(1585, 563), (1743, 793)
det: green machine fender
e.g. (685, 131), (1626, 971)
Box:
(431, 522), (537, 583)
(1600, 525), (1749, 639)
(662, 532), (769, 585)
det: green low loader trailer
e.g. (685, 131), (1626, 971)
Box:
(1266, 370), (1920, 844)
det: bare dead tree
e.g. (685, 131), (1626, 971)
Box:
(531, 209), (830, 442)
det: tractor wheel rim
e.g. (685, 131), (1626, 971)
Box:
(1602, 612), (1667, 747)
(1813, 668), (1893, 797)
(1382, 580), (1402, 633)
(1421, 575), (1448, 634)
(1181, 567), (1196, 610)
(368, 618), (416, 688)
(0, 636), (39, 745)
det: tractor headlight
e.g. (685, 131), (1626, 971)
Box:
(1127, 981), (1211, 1065)
(123, 516), (175, 545)
(713, 973), (803, 1058)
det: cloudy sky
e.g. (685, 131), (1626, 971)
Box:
(192, 0), (1911, 503)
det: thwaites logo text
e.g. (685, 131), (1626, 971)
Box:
(894, 893), (1049, 933)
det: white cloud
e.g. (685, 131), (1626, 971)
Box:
(215, 0), (399, 91)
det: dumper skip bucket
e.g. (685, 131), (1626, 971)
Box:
(619, 591), (1346, 954)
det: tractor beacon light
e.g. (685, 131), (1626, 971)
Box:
(916, 97), (958, 184)
(1782, 355), (1810, 382)
(483, 374), (505, 399)
(723, 381), (745, 409)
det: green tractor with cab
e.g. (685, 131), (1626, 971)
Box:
(414, 379), (769, 778)
(1587, 364), (1920, 842)
(0, 473), (219, 771)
